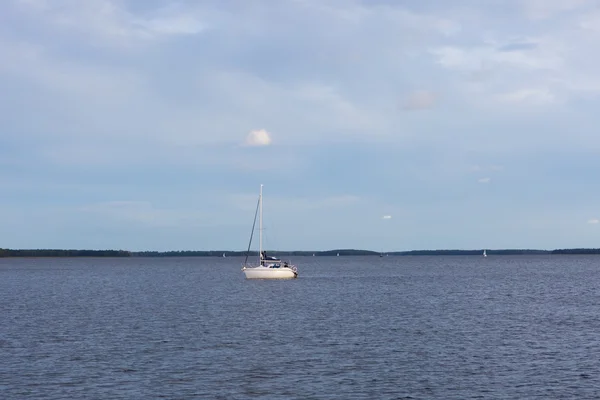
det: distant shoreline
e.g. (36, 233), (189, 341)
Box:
(1, 248), (600, 257)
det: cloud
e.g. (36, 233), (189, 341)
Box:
(13, 0), (207, 45)
(245, 129), (272, 147)
(579, 12), (600, 32)
(318, 195), (361, 208)
(0, 38), (145, 106)
(5, 0), (600, 251)
(8, 0), (596, 154)
(80, 201), (210, 228)
(402, 90), (437, 110)
(428, 23), (600, 109)
(497, 88), (556, 105)
(497, 42), (538, 52)
(382, 215), (392, 219)
(431, 41), (563, 72)
(588, 218), (599, 224)
(523, 0), (590, 20)
(471, 165), (504, 173)
(228, 193), (360, 213)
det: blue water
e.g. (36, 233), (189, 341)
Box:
(1, 255), (600, 399)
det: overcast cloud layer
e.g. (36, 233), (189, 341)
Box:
(2, 0), (600, 251)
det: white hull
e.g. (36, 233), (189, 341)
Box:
(243, 266), (297, 279)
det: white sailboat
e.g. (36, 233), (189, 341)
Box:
(242, 185), (298, 279)
(483, 249), (487, 257)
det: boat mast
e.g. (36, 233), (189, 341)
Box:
(259, 184), (263, 265)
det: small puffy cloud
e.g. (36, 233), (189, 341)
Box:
(382, 215), (392, 219)
(402, 90), (437, 110)
(245, 129), (272, 146)
(588, 218), (599, 224)
(478, 177), (491, 183)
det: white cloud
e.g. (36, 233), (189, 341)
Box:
(588, 218), (599, 224)
(429, 22), (600, 109)
(13, 0), (598, 155)
(382, 215), (392, 219)
(478, 177), (491, 183)
(245, 129), (272, 147)
(403, 90), (437, 110)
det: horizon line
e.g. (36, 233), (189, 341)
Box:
(2, 247), (599, 253)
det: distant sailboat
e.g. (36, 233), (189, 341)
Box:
(223, 253), (226, 258)
(483, 249), (487, 257)
(337, 252), (339, 256)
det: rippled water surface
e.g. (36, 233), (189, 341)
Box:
(2, 255), (600, 399)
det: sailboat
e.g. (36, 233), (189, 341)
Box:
(483, 249), (487, 257)
(241, 185), (298, 279)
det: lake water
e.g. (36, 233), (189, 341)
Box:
(1, 255), (600, 399)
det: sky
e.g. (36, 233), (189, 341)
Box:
(2, 0), (600, 252)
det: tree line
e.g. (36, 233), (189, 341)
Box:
(0, 249), (131, 257)
(1, 248), (600, 257)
